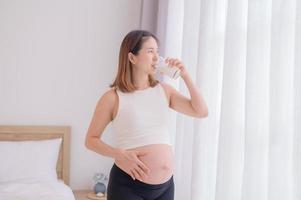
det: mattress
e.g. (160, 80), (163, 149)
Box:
(0, 180), (75, 200)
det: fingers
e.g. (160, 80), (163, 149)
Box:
(132, 151), (151, 181)
(130, 166), (145, 181)
(129, 169), (136, 180)
(117, 150), (151, 181)
(136, 159), (150, 174)
(135, 150), (151, 174)
(137, 163), (150, 179)
(116, 162), (136, 180)
(165, 57), (182, 68)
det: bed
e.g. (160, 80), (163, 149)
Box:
(0, 125), (75, 200)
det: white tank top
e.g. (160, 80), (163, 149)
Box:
(111, 83), (171, 150)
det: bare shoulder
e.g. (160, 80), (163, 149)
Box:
(103, 88), (118, 100)
(95, 88), (118, 120)
(98, 88), (118, 105)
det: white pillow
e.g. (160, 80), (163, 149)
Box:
(0, 138), (62, 183)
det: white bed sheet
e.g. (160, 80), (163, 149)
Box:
(0, 180), (75, 200)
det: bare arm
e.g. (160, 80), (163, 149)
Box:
(161, 58), (208, 118)
(85, 89), (119, 158)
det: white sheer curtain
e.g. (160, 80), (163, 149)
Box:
(155, 0), (301, 200)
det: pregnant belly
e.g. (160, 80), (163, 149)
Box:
(130, 144), (174, 184)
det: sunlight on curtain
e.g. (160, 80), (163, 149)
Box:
(156, 0), (300, 199)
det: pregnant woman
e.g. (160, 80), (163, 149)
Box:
(85, 30), (208, 200)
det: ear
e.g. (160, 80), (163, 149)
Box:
(128, 52), (136, 65)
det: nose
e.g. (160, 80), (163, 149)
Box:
(153, 54), (159, 62)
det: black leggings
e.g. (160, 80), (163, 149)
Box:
(107, 164), (174, 200)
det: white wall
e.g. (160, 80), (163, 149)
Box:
(140, 0), (158, 35)
(0, 0), (143, 189)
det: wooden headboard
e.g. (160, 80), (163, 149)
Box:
(0, 125), (71, 185)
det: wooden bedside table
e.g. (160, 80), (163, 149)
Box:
(73, 190), (107, 200)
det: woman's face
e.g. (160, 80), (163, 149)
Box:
(131, 37), (159, 75)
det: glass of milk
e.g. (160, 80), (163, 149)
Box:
(155, 56), (181, 79)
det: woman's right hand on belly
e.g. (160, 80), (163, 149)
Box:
(114, 148), (150, 181)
